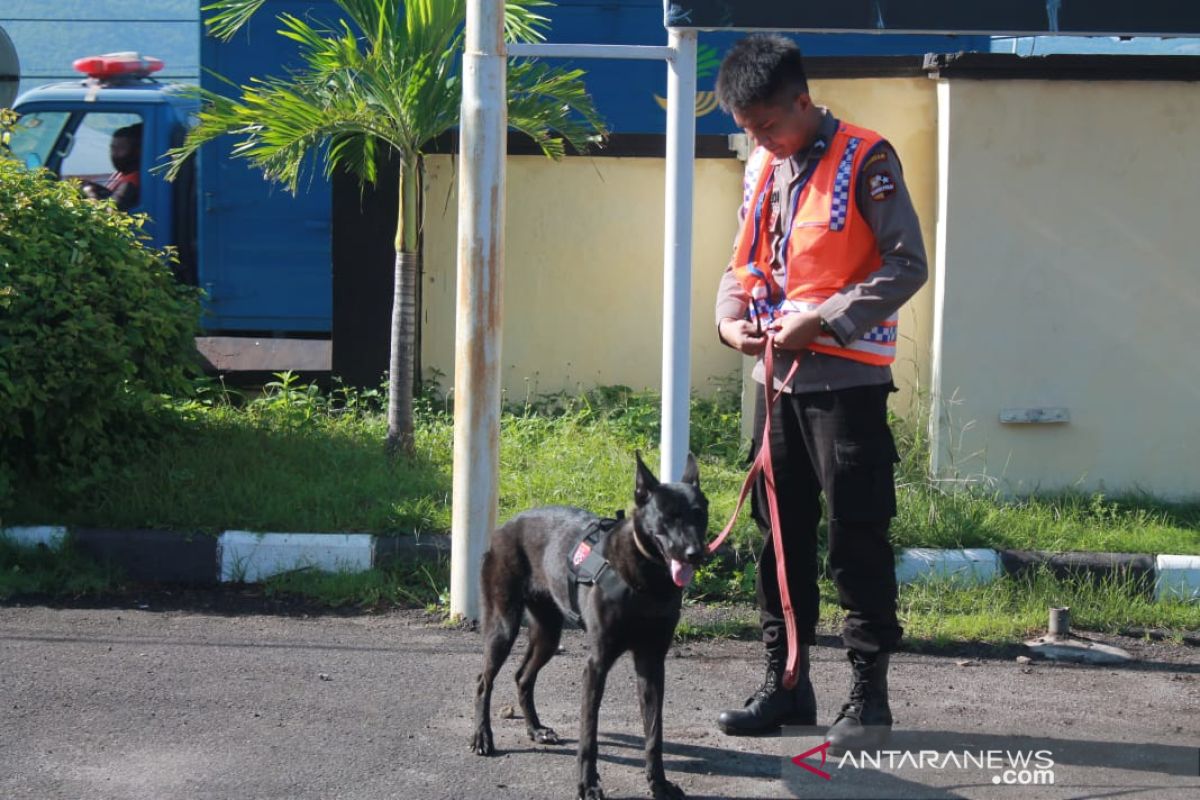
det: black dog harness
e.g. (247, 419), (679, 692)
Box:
(565, 512), (629, 630)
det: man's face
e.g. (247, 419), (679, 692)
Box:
(732, 91), (815, 160)
(110, 135), (140, 174)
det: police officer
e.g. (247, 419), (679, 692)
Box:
(81, 123), (142, 212)
(712, 35), (927, 754)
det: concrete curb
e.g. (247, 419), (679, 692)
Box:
(218, 531), (374, 583)
(1155, 554), (1200, 602)
(3, 526), (67, 549)
(2, 526), (1198, 603)
(895, 547), (1001, 586)
(998, 549), (1158, 596)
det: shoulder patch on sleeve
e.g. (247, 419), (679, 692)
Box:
(868, 171), (896, 201)
(863, 149), (889, 169)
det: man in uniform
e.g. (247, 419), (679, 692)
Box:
(82, 123), (142, 212)
(712, 34), (927, 754)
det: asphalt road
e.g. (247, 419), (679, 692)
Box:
(2, 600), (1198, 800)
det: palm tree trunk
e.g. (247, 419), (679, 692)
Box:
(386, 153), (422, 454)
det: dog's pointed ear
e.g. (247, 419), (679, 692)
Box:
(634, 450), (659, 506)
(681, 452), (700, 490)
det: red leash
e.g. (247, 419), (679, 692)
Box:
(707, 334), (803, 689)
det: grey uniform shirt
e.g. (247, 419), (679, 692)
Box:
(715, 109), (928, 393)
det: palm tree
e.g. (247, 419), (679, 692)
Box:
(166, 0), (604, 452)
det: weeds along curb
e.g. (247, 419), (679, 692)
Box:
(2, 526), (1199, 603)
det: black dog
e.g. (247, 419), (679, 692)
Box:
(471, 453), (709, 800)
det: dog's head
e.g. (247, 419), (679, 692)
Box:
(633, 451), (710, 588)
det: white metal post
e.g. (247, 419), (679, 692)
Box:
(661, 28), (697, 481)
(507, 43), (674, 61)
(451, 0), (506, 622)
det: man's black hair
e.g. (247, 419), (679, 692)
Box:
(715, 34), (809, 114)
(113, 123), (143, 145)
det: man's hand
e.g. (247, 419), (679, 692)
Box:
(718, 318), (767, 356)
(767, 310), (823, 352)
(81, 181), (111, 201)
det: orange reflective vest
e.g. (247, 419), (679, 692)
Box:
(731, 122), (897, 367)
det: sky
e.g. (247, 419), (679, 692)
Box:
(2, 1), (199, 96)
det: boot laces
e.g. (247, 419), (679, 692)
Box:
(747, 655), (784, 704)
(751, 673), (778, 702)
(837, 675), (870, 721)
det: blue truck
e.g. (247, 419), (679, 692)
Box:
(7, 6), (333, 337)
(4, 1), (985, 343)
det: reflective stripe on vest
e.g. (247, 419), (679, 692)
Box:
(776, 299), (898, 363)
(731, 123), (896, 367)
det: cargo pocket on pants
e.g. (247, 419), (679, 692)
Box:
(829, 435), (900, 522)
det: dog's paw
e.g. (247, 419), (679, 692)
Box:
(470, 728), (495, 756)
(649, 779), (686, 800)
(529, 725), (562, 745)
(577, 784), (605, 800)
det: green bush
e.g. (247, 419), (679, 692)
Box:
(0, 156), (202, 502)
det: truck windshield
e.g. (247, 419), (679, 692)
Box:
(7, 110), (145, 213)
(60, 112), (143, 183)
(6, 111), (70, 170)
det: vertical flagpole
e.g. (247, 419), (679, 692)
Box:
(450, 0), (506, 621)
(661, 28), (697, 481)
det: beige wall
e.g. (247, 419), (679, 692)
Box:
(930, 79), (1200, 498)
(421, 155), (744, 404)
(420, 72), (1199, 499)
(420, 75), (939, 415)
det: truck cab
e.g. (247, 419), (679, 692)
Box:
(8, 52), (331, 337)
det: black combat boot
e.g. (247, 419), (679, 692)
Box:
(717, 645), (816, 735)
(825, 649), (893, 756)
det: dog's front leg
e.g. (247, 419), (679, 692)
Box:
(633, 645), (685, 800)
(577, 648), (616, 800)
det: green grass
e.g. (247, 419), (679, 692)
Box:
(3, 364), (1193, 641)
(4, 371), (1199, 561)
(6, 375), (454, 535)
(892, 483), (1200, 557)
(674, 615), (760, 642)
(896, 567), (1200, 644)
(263, 556), (450, 610)
(674, 570), (1200, 645)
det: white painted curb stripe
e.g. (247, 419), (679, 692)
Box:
(1, 526), (68, 550)
(9, 523), (1199, 603)
(1154, 554), (1200, 602)
(896, 547), (1001, 586)
(217, 531), (375, 583)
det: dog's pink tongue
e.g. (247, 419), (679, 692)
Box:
(670, 559), (694, 588)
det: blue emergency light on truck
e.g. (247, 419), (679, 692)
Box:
(7, 50), (332, 336)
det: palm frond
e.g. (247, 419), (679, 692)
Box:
(506, 60), (608, 158)
(504, 0), (553, 43)
(328, 131), (379, 184)
(161, 74), (400, 192)
(201, 0), (270, 41)
(158, 87), (243, 181)
(336, 0), (399, 49)
(182, 0), (603, 184)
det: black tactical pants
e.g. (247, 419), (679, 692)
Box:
(749, 380), (904, 655)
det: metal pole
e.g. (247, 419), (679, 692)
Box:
(660, 28), (697, 481)
(450, 0), (506, 622)
(1048, 606), (1071, 638)
(507, 42), (673, 60)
